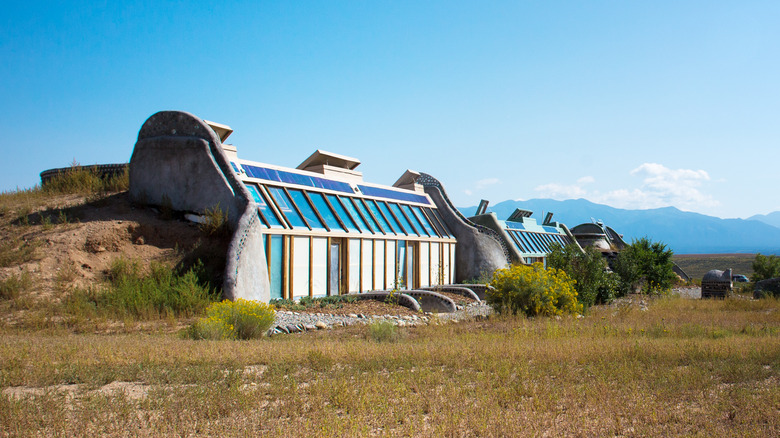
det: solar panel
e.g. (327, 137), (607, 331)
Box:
(505, 221), (525, 230)
(357, 185), (431, 205)
(242, 164), (353, 194)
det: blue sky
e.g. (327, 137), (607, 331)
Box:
(2, 1), (778, 219)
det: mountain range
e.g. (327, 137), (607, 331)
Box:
(458, 199), (780, 255)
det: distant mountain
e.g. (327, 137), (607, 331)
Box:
(458, 199), (780, 255)
(747, 211), (780, 229)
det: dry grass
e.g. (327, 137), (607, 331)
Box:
(674, 253), (756, 280)
(1, 296), (778, 437)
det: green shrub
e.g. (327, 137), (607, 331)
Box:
(613, 237), (675, 295)
(65, 258), (218, 319)
(488, 262), (582, 317)
(368, 320), (400, 342)
(752, 253), (780, 283)
(547, 243), (618, 307)
(188, 299), (276, 340)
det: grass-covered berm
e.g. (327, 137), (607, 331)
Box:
(1, 295), (778, 437)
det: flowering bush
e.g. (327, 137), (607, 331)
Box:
(487, 263), (582, 317)
(188, 299), (276, 340)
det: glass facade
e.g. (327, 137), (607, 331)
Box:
(239, 177), (456, 300)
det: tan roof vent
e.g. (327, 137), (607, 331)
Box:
(393, 169), (424, 192)
(204, 120), (233, 143)
(297, 150), (363, 182)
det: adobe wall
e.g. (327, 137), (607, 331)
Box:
(417, 173), (509, 282)
(130, 111), (270, 302)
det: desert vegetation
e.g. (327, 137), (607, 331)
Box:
(1, 296), (778, 436)
(1, 171), (778, 436)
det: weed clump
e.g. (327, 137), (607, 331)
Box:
(65, 258), (218, 320)
(199, 204), (230, 237)
(0, 271), (32, 300)
(187, 299), (276, 340)
(368, 320), (400, 342)
(488, 262), (582, 317)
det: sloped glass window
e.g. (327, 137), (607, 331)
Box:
(246, 184), (284, 228)
(519, 232), (538, 253)
(340, 196), (373, 234)
(288, 189), (326, 230)
(325, 194), (359, 232)
(365, 200), (395, 235)
(411, 206), (437, 237)
(307, 192), (344, 231)
(377, 201), (405, 234)
(389, 203), (417, 236)
(267, 187), (307, 229)
(352, 199), (383, 234)
(429, 209), (454, 238)
(402, 205), (428, 236)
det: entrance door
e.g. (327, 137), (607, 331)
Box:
(328, 241), (342, 296)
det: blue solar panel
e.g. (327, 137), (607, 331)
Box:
(357, 185), (431, 205)
(504, 221), (525, 230)
(242, 164), (353, 194)
(543, 226), (562, 234)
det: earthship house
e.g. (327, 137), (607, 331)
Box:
(129, 111), (508, 303)
(468, 201), (579, 266)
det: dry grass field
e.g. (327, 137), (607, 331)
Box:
(674, 254), (756, 281)
(1, 296), (778, 437)
(1, 177), (778, 437)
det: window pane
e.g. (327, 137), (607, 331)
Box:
(389, 203), (416, 236)
(352, 199), (383, 233)
(266, 187), (308, 229)
(430, 209), (454, 237)
(326, 194), (359, 232)
(422, 208), (446, 237)
(288, 189), (326, 230)
(365, 200), (395, 235)
(267, 235), (284, 299)
(340, 196), (373, 234)
(308, 192), (344, 231)
(402, 205), (428, 236)
(246, 185), (284, 228)
(377, 201), (404, 234)
(412, 206), (437, 236)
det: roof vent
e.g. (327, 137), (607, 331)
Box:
(297, 150), (363, 182)
(204, 120), (233, 143)
(392, 170), (424, 192)
(507, 208), (533, 222)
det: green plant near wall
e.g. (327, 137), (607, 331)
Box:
(547, 243), (618, 308)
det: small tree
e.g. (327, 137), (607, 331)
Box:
(752, 253), (780, 282)
(614, 237), (676, 294)
(547, 243), (618, 307)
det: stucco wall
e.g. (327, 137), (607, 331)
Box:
(417, 173), (508, 282)
(130, 111), (270, 302)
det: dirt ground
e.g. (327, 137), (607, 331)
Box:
(0, 192), (220, 303)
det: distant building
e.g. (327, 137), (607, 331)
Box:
(468, 203), (577, 266)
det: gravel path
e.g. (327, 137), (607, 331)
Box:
(268, 300), (493, 336)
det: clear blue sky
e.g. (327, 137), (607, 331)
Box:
(2, 1), (778, 219)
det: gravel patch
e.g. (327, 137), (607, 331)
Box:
(267, 300), (494, 336)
